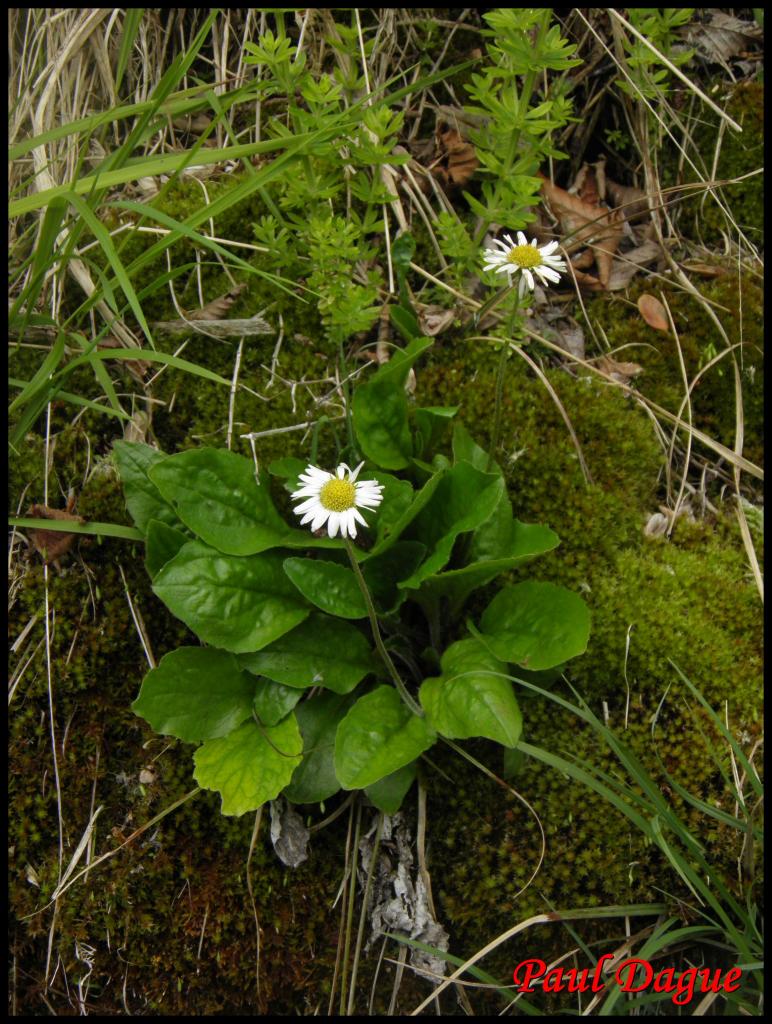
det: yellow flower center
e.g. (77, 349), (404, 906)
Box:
(319, 478), (356, 512)
(506, 243), (543, 269)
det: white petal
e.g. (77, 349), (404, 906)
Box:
(530, 237), (539, 247)
(299, 467), (329, 482)
(518, 275), (528, 299)
(540, 240), (559, 256)
(352, 508), (368, 527)
(516, 231), (527, 246)
(294, 496), (322, 514)
(349, 461), (365, 482)
(341, 511), (355, 539)
(311, 510), (330, 532)
(542, 253), (566, 269)
(327, 512), (341, 537)
(535, 266), (561, 284)
(523, 269), (535, 291)
(356, 483), (383, 500)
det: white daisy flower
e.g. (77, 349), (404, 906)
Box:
(291, 461), (384, 540)
(482, 231), (567, 299)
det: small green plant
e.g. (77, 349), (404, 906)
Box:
(243, 17), (408, 347)
(462, 9), (580, 245)
(616, 8), (695, 101)
(115, 338), (590, 816)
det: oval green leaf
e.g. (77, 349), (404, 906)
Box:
(477, 581), (590, 670)
(253, 678), (303, 727)
(153, 540), (309, 653)
(283, 557), (367, 619)
(145, 519), (189, 578)
(239, 613), (376, 693)
(419, 638), (521, 747)
(194, 716), (303, 816)
(334, 686), (435, 790)
(365, 762), (417, 814)
(132, 647), (256, 742)
(113, 440), (180, 534)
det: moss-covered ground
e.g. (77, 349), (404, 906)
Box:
(9, 101), (763, 1013)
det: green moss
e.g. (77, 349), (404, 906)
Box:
(586, 273), (764, 473)
(667, 82), (764, 246)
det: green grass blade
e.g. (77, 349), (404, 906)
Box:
(65, 192), (153, 342)
(8, 517), (143, 542)
(114, 9), (144, 96)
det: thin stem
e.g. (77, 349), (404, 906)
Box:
(466, 281), (513, 337)
(487, 288), (520, 469)
(344, 539), (423, 717)
(488, 340), (510, 472)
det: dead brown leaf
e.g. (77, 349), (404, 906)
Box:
(432, 128), (478, 188)
(27, 501), (85, 564)
(638, 293), (670, 332)
(540, 174), (624, 289)
(417, 304), (456, 337)
(682, 261), (729, 279)
(683, 11), (763, 66)
(189, 283), (246, 321)
(596, 356), (644, 384)
(604, 178), (651, 222)
(595, 208), (625, 288)
(605, 239), (661, 291)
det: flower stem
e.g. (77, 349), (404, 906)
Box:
(487, 289), (520, 470)
(488, 340), (510, 472)
(467, 282), (512, 337)
(344, 539), (424, 717)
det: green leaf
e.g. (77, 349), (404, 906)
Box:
(414, 406), (458, 460)
(452, 423), (502, 476)
(352, 336), (433, 469)
(391, 231), (416, 280)
(153, 541), (309, 653)
(149, 449), (287, 555)
(365, 762), (417, 814)
(390, 303), (421, 343)
(283, 557), (367, 619)
(476, 581), (590, 670)
(283, 692), (355, 804)
(145, 519), (189, 578)
(253, 678), (303, 726)
(367, 468), (445, 559)
(419, 638), (521, 746)
(400, 461), (505, 587)
(194, 716), (303, 816)
(113, 440), (180, 534)
(416, 491), (559, 614)
(132, 647), (255, 742)
(468, 491), (558, 565)
(268, 456), (307, 492)
(148, 449), (341, 555)
(239, 613), (376, 693)
(334, 686), (436, 790)
(361, 541), (426, 614)
(368, 472), (414, 549)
